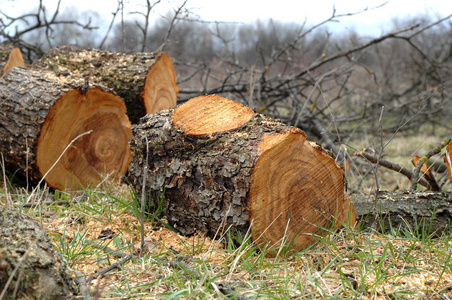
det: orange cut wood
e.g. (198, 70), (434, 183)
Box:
(0, 67), (132, 189)
(142, 53), (179, 114)
(2, 47), (25, 75)
(250, 130), (344, 250)
(37, 88), (131, 190)
(342, 196), (356, 227)
(172, 95), (254, 136)
(445, 142), (452, 183)
(412, 155), (432, 179)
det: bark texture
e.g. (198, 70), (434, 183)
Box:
(351, 191), (452, 234)
(127, 95), (346, 251)
(0, 67), (131, 189)
(33, 46), (178, 123)
(0, 206), (75, 299)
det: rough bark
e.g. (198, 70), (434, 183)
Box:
(0, 67), (131, 190)
(32, 45), (179, 123)
(127, 95), (346, 251)
(0, 206), (75, 299)
(351, 191), (452, 234)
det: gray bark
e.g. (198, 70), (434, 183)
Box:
(0, 206), (75, 299)
(351, 191), (452, 234)
(32, 45), (174, 123)
(127, 110), (297, 237)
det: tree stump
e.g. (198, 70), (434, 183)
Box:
(127, 95), (347, 251)
(32, 46), (179, 123)
(0, 206), (75, 299)
(0, 67), (131, 190)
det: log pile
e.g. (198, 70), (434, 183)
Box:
(32, 46), (178, 123)
(0, 46), (178, 189)
(127, 95), (349, 252)
(1, 45), (354, 252)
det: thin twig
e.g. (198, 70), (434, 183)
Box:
(22, 200), (69, 207)
(1, 153), (11, 208)
(26, 130), (93, 204)
(74, 271), (90, 300)
(158, 0), (189, 52)
(98, 2), (121, 49)
(354, 150), (431, 190)
(91, 255), (132, 280)
(83, 239), (135, 259)
(81, 239), (133, 281)
(140, 135), (149, 258)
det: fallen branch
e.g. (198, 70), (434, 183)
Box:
(74, 271), (90, 300)
(91, 255), (132, 280)
(211, 282), (248, 300)
(83, 239), (135, 259)
(351, 190), (452, 234)
(81, 239), (133, 282)
(165, 260), (200, 279)
(354, 149), (432, 190)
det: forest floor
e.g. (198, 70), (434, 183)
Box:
(2, 131), (452, 299)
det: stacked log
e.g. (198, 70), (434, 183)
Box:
(127, 95), (349, 251)
(0, 46), (179, 190)
(0, 67), (131, 190)
(32, 46), (178, 123)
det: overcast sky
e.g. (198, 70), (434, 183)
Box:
(1, 0), (451, 36)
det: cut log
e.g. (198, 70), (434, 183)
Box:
(3, 47), (25, 75)
(127, 95), (347, 252)
(0, 67), (131, 190)
(351, 191), (452, 234)
(32, 46), (179, 123)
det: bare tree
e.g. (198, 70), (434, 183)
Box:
(172, 10), (452, 192)
(130, 0), (161, 52)
(0, 0), (98, 60)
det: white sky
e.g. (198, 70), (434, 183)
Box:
(1, 0), (452, 36)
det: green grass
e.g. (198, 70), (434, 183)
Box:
(2, 180), (452, 299)
(2, 130), (452, 299)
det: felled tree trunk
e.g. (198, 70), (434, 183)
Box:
(32, 46), (179, 123)
(0, 206), (75, 299)
(351, 191), (452, 234)
(127, 95), (347, 251)
(0, 67), (131, 190)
